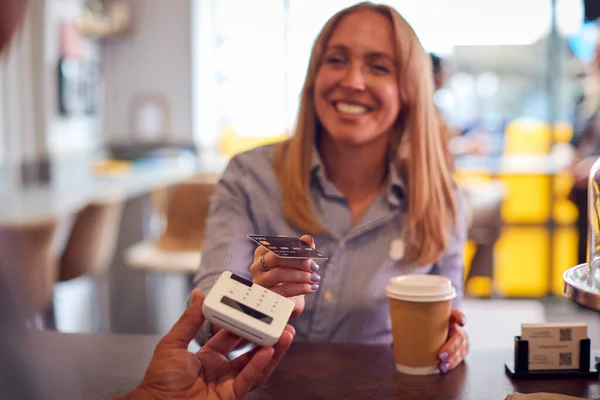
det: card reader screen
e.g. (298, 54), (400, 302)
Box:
(220, 296), (273, 325)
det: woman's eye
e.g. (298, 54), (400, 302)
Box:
(326, 56), (344, 65)
(373, 64), (390, 73)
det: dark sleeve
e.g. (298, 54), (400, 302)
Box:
(571, 95), (592, 149)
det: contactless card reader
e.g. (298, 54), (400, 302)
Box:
(202, 271), (294, 346)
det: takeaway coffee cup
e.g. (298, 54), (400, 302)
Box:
(386, 275), (456, 375)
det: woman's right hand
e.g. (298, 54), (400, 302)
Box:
(250, 235), (321, 318)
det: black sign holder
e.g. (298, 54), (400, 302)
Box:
(505, 336), (599, 379)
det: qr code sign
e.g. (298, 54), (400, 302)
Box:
(560, 328), (572, 342)
(559, 352), (572, 366)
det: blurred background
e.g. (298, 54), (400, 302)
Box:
(2, 0), (600, 350)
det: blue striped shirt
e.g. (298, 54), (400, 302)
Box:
(194, 144), (466, 344)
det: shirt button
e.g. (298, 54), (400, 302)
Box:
(324, 291), (334, 302)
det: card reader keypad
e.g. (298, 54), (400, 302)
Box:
(230, 279), (281, 316)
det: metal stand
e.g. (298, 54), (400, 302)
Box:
(563, 263), (600, 312)
(505, 336), (598, 379)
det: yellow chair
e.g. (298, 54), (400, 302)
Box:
(463, 240), (494, 297)
(494, 227), (549, 297)
(503, 119), (552, 155)
(553, 172), (578, 225)
(218, 125), (289, 158)
(461, 119), (575, 298)
(500, 174), (552, 224)
(503, 119), (572, 155)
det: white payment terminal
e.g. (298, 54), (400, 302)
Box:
(202, 271), (294, 346)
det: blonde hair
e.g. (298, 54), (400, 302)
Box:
(273, 2), (457, 265)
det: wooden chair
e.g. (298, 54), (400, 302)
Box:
(59, 196), (124, 281)
(124, 178), (217, 334)
(57, 196), (124, 332)
(125, 178), (217, 275)
(0, 217), (59, 328)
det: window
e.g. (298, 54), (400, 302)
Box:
(192, 0), (582, 155)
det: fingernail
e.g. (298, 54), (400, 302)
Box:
(461, 316), (467, 326)
(439, 352), (448, 362)
(310, 261), (320, 272)
(190, 291), (198, 305)
(311, 273), (321, 282)
(311, 284), (319, 291)
(440, 363), (450, 374)
(289, 325), (296, 336)
(309, 235), (315, 244)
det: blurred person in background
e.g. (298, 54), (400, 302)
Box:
(0, 1), (293, 399)
(430, 53), (455, 170)
(431, 53), (504, 291)
(569, 41), (600, 265)
(430, 53), (488, 159)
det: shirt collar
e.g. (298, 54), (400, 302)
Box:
(386, 162), (406, 208)
(310, 146), (324, 175)
(310, 146), (406, 208)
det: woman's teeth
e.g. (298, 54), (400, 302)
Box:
(335, 102), (368, 115)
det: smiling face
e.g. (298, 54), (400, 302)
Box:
(313, 10), (400, 148)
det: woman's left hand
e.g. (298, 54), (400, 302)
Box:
(437, 309), (468, 374)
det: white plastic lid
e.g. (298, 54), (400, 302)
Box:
(385, 275), (456, 302)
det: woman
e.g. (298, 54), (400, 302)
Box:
(194, 2), (468, 374)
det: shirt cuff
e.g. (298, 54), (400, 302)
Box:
(195, 319), (214, 347)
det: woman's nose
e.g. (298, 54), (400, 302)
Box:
(339, 63), (366, 91)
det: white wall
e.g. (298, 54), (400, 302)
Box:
(102, 0), (192, 144)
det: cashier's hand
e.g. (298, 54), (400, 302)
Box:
(251, 234), (320, 318)
(125, 289), (295, 400)
(437, 310), (468, 374)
